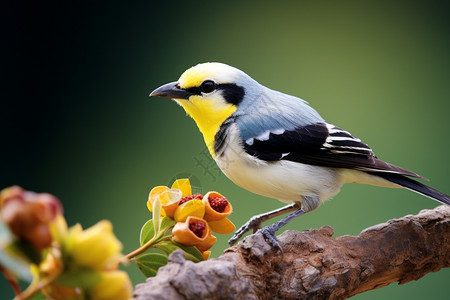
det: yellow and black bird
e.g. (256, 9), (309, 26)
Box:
(150, 62), (450, 251)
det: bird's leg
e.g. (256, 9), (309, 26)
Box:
(257, 208), (306, 255)
(228, 203), (299, 246)
(258, 195), (320, 254)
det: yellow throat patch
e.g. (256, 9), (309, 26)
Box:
(175, 96), (236, 158)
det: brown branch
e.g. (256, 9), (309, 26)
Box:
(133, 205), (450, 300)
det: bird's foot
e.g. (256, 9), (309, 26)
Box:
(229, 220), (283, 255)
(228, 215), (264, 246)
(257, 224), (283, 255)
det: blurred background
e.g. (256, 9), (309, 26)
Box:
(2, 0), (449, 298)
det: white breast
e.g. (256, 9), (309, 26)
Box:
(214, 124), (344, 204)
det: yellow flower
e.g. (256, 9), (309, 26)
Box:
(147, 186), (168, 213)
(147, 187), (182, 218)
(89, 270), (133, 300)
(69, 220), (123, 271)
(173, 199), (205, 223)
(170, 178), (192, 197)
(146, 179), (201, 218)
(50, 214), (69, 244)
(160, 189), (183, 218)
(145, 179), (235, 259)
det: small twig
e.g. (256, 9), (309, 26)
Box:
(1, 265), (22, 299)
(124, 238), (157, 260)
(125, 235), (158, 259)
(125, 235), (172, 260)
(12, 276), (55, 300)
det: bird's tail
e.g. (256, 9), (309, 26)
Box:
(373, 173), (450, 206)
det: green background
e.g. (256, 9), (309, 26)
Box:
(2, 1), (449, 299)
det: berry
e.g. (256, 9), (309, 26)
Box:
(208, 196), (228, 213)
(189, 220), (206, 238)
(179, 193), (203, 206)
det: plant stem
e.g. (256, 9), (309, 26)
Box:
(124, 225), (174, 261)
(124, 236), (159, 260)
(13, 275), (56, 300)
(158, 236), (172, 242)
(1, 265), (22, 298)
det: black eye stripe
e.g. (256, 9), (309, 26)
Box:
(185, 80), (216, 95)
(185, 86), (202, 95)
(217, 83), (245, 105)
(183, 82), (245, 105)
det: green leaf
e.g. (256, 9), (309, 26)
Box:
(171, 242), (204, 262)
(140, 219), (155, 246)
(152, 195), (162, 236)
(140, 217), (174, 247)
(158, 217), (175, 237)
(135, 253), (168, 277)
(155, 240), (204, 262)
(153, 240), (177, 255)
(54, 268), (101, 289)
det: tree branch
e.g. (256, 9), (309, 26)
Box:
(133, 205), (450, 300)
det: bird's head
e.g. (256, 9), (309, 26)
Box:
(150, 62), (260, 155)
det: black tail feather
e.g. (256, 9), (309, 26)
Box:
(371, 173), (450, 206)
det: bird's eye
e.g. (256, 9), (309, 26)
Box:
(201, 80), (216, 94)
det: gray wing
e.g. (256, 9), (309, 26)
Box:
(235, 86), (325, 141)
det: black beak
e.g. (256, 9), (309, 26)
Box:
(149, 81), (191, 100)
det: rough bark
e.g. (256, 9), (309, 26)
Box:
(133, 205), (450, 300)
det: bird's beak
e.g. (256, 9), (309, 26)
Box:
(149, 81), (191, 100)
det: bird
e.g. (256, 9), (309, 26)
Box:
(150, 62), (450, 252)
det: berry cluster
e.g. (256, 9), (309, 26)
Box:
(189, 220), (207, 238)
(208, 196), (229, 213)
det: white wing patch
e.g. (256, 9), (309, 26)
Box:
(325, 136), (361, 143)
(271, 128), (285, 135)
(251, 128), (286, 144)
(255, 130), (270, 141)
(280, 152), (290, 159)
(322, 123), (374, 156)
(245, 137), (254, 146)
(253, 129), (286, 143)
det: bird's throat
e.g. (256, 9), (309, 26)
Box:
(175, 97), (236, 158)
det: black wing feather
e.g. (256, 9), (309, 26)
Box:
(242, 122), (424, 179)
(368, 172), (450, 205)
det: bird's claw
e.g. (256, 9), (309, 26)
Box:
(228, 218), (283, 255)
(228, 215), (263, 246)
(257, 225), (283, 255)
